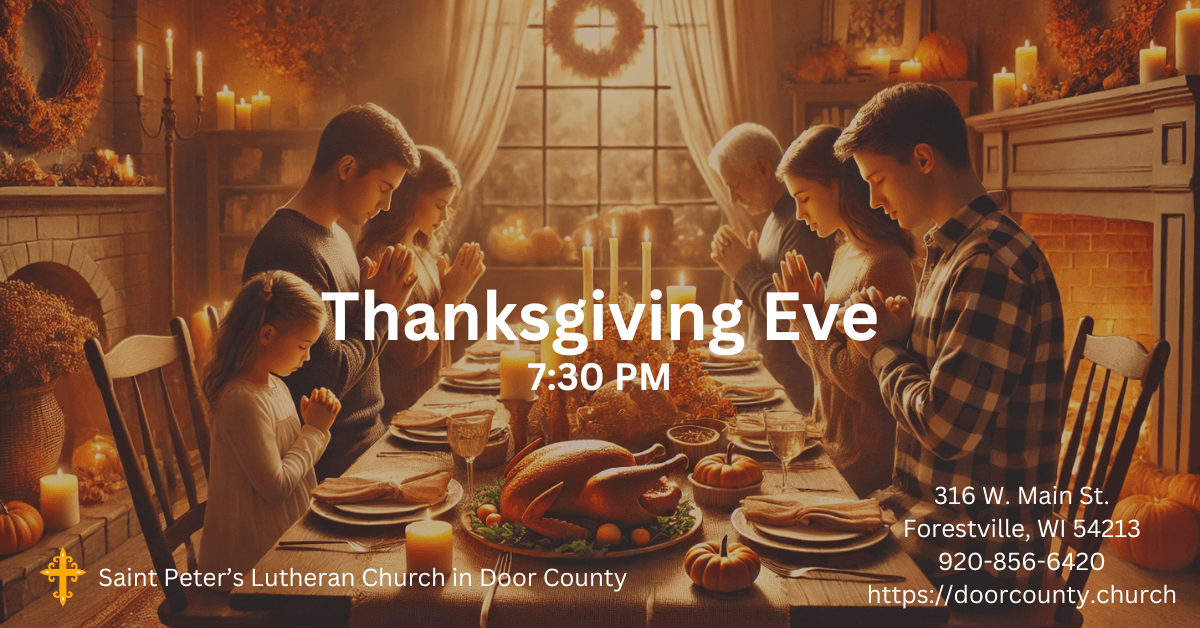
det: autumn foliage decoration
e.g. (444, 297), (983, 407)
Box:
(227, 0), (372, 85)
(1036, 0), (1166, 102)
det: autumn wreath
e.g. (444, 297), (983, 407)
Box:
(545, 0), (645, 80)
(0, 0), (104, 151)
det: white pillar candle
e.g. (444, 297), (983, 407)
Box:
(136, 45), (144, 96)
(900, 59), (922, 82)
(1015, 40), (1038, 88)
(251, 90), (272, 130)
(1178, 2), (1200, 75)
(235, 98), (252, 130)
(499, 339), (537, 401)
(1141, 41), (1167, 84)
(641, 228), (651, 305)
(869, 49), (890, 84)
(217, 86), (235, 130)
(405, 513), (453, 577)
(195, 51), (203, 97)
(608, 220), (619, 300)
(666, 272), (697, 339)
(40, 470), (80, 530)
(993, 67), (1015, 112)
(165, 29), (173, 77)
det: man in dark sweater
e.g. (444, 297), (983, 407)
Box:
(243, 104), (421, 479)
(709, 123), (834, 411)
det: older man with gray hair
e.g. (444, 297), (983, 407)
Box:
(709, 123), (834, 411)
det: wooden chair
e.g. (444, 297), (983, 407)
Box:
(950, 316), (1170, 627)
(85, 317), (266, 628)
(206, 304), (221, 336)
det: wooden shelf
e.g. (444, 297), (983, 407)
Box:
(786, 80), (976, 136)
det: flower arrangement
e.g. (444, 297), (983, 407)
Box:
(227, 0), (372, 85)
(0, 280), (98, 393)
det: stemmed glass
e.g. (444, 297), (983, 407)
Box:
(447, 412), (492, 496)
(764, 410), (810, 492)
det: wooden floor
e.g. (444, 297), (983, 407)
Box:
(6, 537), (1198, 627)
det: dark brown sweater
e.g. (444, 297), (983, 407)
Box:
(243, 209), (389, 479)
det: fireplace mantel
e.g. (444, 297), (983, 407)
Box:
(967, 76), (1199, 473)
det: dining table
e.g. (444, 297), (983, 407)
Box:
(230, 340), (950, 628)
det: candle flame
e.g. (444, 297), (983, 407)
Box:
(877, 49), (882, 56)
(678, 272), (685, 287)
(57, 469), (63, 477)
(1151, 40), (1156, 49)
(138, 44), (142, 55)
(1001, 66), (1007, 73)
(167, 29), (172, 39)
(258, 90), (264, 97)
(643, 227), (650, 242)
(424, 508), (432, 522)
(240, 97), (246, 104)
(514, 327), (521, 352)
(1025, 40), (1030, 47)
(585, 230), (592, 246)
(611, 220), (617, 237)
(223, 84), (228, 91)
(197, 51), (202, 62)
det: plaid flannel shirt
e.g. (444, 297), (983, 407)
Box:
(869, 194), (1065, 591)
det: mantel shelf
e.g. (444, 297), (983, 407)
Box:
(0, 186), (165, 198)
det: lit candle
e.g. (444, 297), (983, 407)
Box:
(216, 86), (235, 130)
(993, 67), (1015, 112)
(582, 230), (594, 330)
(405, 511), (453, 577)
(1141, 41), (1167, 84)
(136, 44), (144, 96)
(499, 333), (537, 401)
(1015, 40), (1038, 88)
(541, 306), (563, 372)
(235, 97), (252, 130)
(251, 90), (272, 130)
(608, 220), (619, 300)
(900, 59), (922, 82)
(666, 272), (697, 339)
(40, 470), (80, 530)
(869, 49), (891, 84)
(641, 228), (651, 305)
(1179, 2), (1200, 75)
(124, 155), (134, 180)
(165, 29), (173, 76)
(190, 307), (213, 364)
(195, 51), (203, 97)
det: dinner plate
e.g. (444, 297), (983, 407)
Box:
(332, 470), (437, 516)
(309, 480), (463, 527)
(439, 377), (501, 393)
(751, 520), (867, 544)
(728, 389), (785, 408)
(388, 424), (507, 445)
(700, 360), (762, 374)
(730, 434), (822, 454)
(731, 508), (890, 555)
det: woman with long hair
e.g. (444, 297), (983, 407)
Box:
(357, 146), (485, 414)
(773, 125), (918, 496)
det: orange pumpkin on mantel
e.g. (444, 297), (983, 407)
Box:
(912, 32), (969, 81)
(684, 534), (761, 593)
(1110, 495), (1199, 570)
(0, 500), (44, 556)
(694, 444), (763, 488)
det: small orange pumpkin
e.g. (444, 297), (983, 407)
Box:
(912, 31), (969, 81)
(1162, 473), (1200, 520)
(684, 534), (760, 592)
(1, 500), (45, 556)
(1119, 457), (1169, 500)
(1111, 495), (1199, 570)
(72, 435), (124, 483)
(694, 443), (763, 488)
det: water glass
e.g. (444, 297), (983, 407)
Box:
(764, 410), (810, 492)
(447, 412), (491, 496)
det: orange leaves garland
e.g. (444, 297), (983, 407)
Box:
(1043, 0), (1166, 99)
(227, 0), (371, 85)
(0, 0), (104, 150)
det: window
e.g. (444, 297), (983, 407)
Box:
(479, 0), (715, 260)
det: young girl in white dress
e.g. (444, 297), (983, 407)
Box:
(198, 270), (342, 589)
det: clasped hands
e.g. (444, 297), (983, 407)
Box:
(772, 250), (912, 359)
(360, 245), (419, 306)
(710, 225), (759, 278)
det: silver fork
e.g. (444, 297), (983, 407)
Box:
(759, 557), (905, 583)
(276, 538), (406, 553)
(480, 551), (512, 628)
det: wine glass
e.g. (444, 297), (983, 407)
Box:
(764, 410), (810, 492)
(447, 412), (491, 496)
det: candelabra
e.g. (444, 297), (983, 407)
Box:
(137, 77), (203, 317)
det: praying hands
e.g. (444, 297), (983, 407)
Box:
(839, 286), (913, 359)
(360, 245), (419, 307)
(710, 225), (759, 278)
(772, 250), (826, 312)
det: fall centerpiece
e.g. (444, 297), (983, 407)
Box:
(0, 280), (98, 502)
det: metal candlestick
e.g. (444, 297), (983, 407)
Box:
(136, 76), (203, 317)
(500, 395), (539, 451)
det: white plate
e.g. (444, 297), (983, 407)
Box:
(701, 360), (762, 374)
(439, 377), (501, 393)
(731, 508), (890, 555)
(728, 389), (786, 408)
(389, 425), (451, 446)
(332, 470), (437, 516)
(730, 433), (821, 454)
(752, 520), (867, 544)
(309, 480), (463, 527)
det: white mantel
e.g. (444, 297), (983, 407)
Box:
(967, 76), (1199, 473)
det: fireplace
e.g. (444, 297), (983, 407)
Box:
(968, 75), (1199, 473)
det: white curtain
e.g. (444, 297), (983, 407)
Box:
(655, 0), (782, 234)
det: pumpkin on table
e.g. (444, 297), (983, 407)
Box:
(1, 500), (44, 556)
(1110, 495), (1199, 571)
(694, 444), (763, 488)
(1162, 473), (1200, 521)
(684, 534), (760, 593)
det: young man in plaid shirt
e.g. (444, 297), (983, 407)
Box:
(834, 83), (1065, 602)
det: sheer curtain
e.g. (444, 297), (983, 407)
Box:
(655, 0), (782, 234)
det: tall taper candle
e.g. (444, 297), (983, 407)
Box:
(195, 51), (203, 96)
(609, 221), (619, 300)
(165, 29), (173, 76)
(641, 228), (651, 305)
(582, 231), (594, 332)
(1015, 40), (1038, 88)
(136, 45), (144, 96)
(1179, 2), (1200, 75)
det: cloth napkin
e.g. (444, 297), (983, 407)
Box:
(721, 384), (781, 403)
(440, 365), (500, 381)
(389, 407), (494, 429)
(735, 413), (768, 440)
(311, 470), (451, 505)
(741, 495), (896, 531)
(696, 346), (762, 363)
(464, 339), (535, 357)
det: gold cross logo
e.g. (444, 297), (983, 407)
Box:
(40, 548), (85, 606)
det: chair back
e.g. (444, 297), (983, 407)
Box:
(84, 317), (210, 614)
(1051, 316), (1169, 624)
(206, 305), (221, 336)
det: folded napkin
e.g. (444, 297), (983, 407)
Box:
(390, 407), (494, 429)
(722, 384), (781, 403)
(465, 339), (536, 358)
(697, 346), (763, 363)
(735, 413), (768, 440)
(741, 495), (896, 531)
(311, 471), (451, 505)
(441, 365), (500, 382)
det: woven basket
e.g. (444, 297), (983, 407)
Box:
(0, 382), (66, 502)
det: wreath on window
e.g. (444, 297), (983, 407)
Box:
(0, 0), (104, 151)
(545, 0), (645, 80)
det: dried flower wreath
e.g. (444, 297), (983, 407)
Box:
(545, 0), (645, 80)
